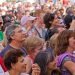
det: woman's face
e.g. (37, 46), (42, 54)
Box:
(56, 11), (61, 17)
(52, 15), (60, 26)
(13, 56), (26, 73)
(68, 36), (75, 50)
(47, 60), (56, 70)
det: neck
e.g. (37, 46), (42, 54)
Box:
(8, 70), (20, 75)
(9, 41), (23, 49)
(66, 46), (74, 53)
(46, 68), (52, 75)
(28, 52), (35, 61)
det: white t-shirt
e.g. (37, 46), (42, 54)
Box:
(4, 71), (29, 75)
(0, 65), (5, 75)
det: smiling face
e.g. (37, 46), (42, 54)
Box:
(12, 56), (26, 73)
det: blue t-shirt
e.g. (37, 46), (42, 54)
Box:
(0, 45), (27, 57)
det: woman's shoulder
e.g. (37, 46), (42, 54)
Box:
(57, 53), (72, 67)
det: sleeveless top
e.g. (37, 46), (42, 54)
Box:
(57, 53), (75, 75)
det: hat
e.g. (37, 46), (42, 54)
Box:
(21, 16), (36, 26)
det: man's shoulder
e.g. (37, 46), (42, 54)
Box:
(1, 45), (12, 52)
(0, 45), (12, 57)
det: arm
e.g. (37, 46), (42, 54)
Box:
(64, 60), (75, 75)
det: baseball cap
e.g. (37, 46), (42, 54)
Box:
(21, 16), (36, 26)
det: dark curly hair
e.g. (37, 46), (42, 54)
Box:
(4, 49), (24, 70)
(43, 13), (55, 29)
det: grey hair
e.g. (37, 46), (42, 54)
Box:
(5, 25), (19, 43)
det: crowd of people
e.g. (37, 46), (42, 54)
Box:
(0, 0), (75, 75)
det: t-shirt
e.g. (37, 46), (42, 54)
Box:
(60, 55), (72, 75)
(0, 57), (7, 72)
(57, 53), (75, 75)
(0, 31), (3, 42)
(4, 71), (29, 75)
(0, 45), (27, 57)
(0, 65), (5, 75)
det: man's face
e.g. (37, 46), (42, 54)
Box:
(11, 26), (26, 42)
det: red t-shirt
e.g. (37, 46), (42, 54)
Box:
(63, 0), (69, 5)
(0, 57), (7, 72)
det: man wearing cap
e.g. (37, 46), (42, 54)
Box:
(0, 24), (27, 57)
(21, 15), (36, 36)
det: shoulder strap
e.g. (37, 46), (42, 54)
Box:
(57, 53), (71, 67)
(34, 26), (42, 38)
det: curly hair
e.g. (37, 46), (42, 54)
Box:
(43, 13), (55, 29)
(4, 49), (24, 70)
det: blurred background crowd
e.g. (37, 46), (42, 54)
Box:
(0, 0), (75, 75)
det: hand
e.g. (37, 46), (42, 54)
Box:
(32, 64), (41, 75)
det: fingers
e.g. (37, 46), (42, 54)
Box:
(32, 64), (41, 75)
